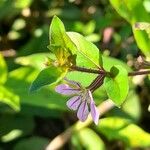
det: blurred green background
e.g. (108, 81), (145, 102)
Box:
(0, 0), (150, 150)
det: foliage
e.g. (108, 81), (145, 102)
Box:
(0, 0), (150, 149)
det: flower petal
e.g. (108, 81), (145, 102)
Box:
(88, 90), (100, 125)
(64, 78), (81, 88)
(55, 84), (80, 95)
(77, 101), (89, 122)
(90, 101), (100, 125)
(66, 96), (81, 110)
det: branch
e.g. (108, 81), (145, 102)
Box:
(128, 70), (150, 76)
(71, 65), (150, 77)
(70, 66), (105, 74)
(45, 99), (115, 150)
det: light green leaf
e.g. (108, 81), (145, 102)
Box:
(49, 16), (77, 55)
(0, 53), (7, 84)
(15, 53), (51, 70)
(30, 66), (67, 92)
(13, 136), (49, 150)
(104, 65), (129, 106)
(0, 86), (20, 111)
(96, 117), (150, 148)
(102, 56), (131, 71)
(109, 0), (150, 57)
(74, 128), (105, 150)
(67, 32), (102, 68)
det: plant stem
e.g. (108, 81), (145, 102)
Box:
(71, 65), (150, 77)
(70, 66), (104, 74)
(128, 70), (150, 76)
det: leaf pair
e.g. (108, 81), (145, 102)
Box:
(30, 16), (102, 92)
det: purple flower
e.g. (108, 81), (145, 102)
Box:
(55, 79), (100, 125)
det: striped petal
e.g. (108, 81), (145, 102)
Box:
(55, 84), (80, 95)
(64, 78), (81, 88)
(66, 96), (81, 110)
(77, 101), (89, 122)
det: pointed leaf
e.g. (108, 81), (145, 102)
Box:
(67, 32), (103, 68)
(104, 65), (129, 106)
(30, 66), (67, 92)
(49, 16), (77, 55)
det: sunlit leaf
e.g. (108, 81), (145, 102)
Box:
(73, 128), (105, 150)
(104, 65), (129, 106)
(96, 117), (150, 148)
(0, 86), (20, 111)
(67, 32), (103, 68)
(15, 53), (50, 70)
(49, 16), (77, 55)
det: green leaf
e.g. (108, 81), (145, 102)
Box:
(30, 66), (67, 92)
(73, 128), (105, 150)
(109, 0), (150, 57)
(4, 67), (68, 117)
(0, 86), (20, 111)
(67, 32), (103, 68)
(49, 16), (77, 55)
(104, 65), (129, 106)
(13, 136), (49, 150)
(102, 56), (131, 71)
(15, 53), (50, 70)
(96, 117), (150, 148)
(0, 53), (7, 84)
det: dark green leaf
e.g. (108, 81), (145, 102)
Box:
(29, 66), (67, 92)
(13, 136), (49, 150)
(0, 114), (34, 142)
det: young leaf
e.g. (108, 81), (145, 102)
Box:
(29, 66), (67, 92)
(49, 16), (77, 55)
(104, 65), (129, 106)
(67, 32), (103, 68)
